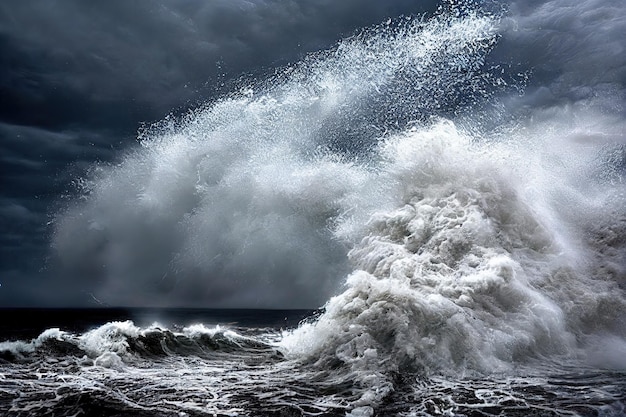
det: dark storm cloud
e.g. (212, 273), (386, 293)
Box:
(497, 0), (626, 112)
(0, 0), (435, 306)
(0, 0), (426, 130)
(0, 122), (120, 305)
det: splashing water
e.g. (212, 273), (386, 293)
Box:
(44, 3), (626, 415)
(281, 117), (625, 412)
(51, 8), (506, 309)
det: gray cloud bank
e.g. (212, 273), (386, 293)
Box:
(0, 0), (427, 129)
(498, 0), (625, 113)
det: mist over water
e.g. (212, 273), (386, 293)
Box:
(51, 7), (509, 308)
(49, 0), (624, 322)
(47, 0), (623, 358)
(9, 0), (626, 414)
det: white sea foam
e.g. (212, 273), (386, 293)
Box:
(280, 115), (626, 408)
(78, 320), (142, 358)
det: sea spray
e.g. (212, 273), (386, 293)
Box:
(0, 0), (626, 416)
(52, 8), (504, 309)
(45, 3), (626, 414)
(280, 115), (626, 411)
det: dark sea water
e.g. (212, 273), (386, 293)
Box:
(1, 308), (625, 417)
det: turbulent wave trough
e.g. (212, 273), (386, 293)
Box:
(3, 1), (625, 416)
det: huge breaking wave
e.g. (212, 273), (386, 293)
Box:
(52, 6), (509, 309)
(49, 2), (626, 414)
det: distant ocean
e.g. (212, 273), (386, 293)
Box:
(0, 308), (315, 341)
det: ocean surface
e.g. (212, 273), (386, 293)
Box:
(4, 0), (626, 416)
(0, 308), (624, 417)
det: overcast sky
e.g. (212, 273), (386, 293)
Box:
(1, 0), (438, 307)
(1, 0), (624, 308)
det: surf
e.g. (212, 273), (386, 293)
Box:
(46, 3), (626, 415)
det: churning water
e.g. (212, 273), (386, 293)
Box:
(2, 2), (625, 416)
